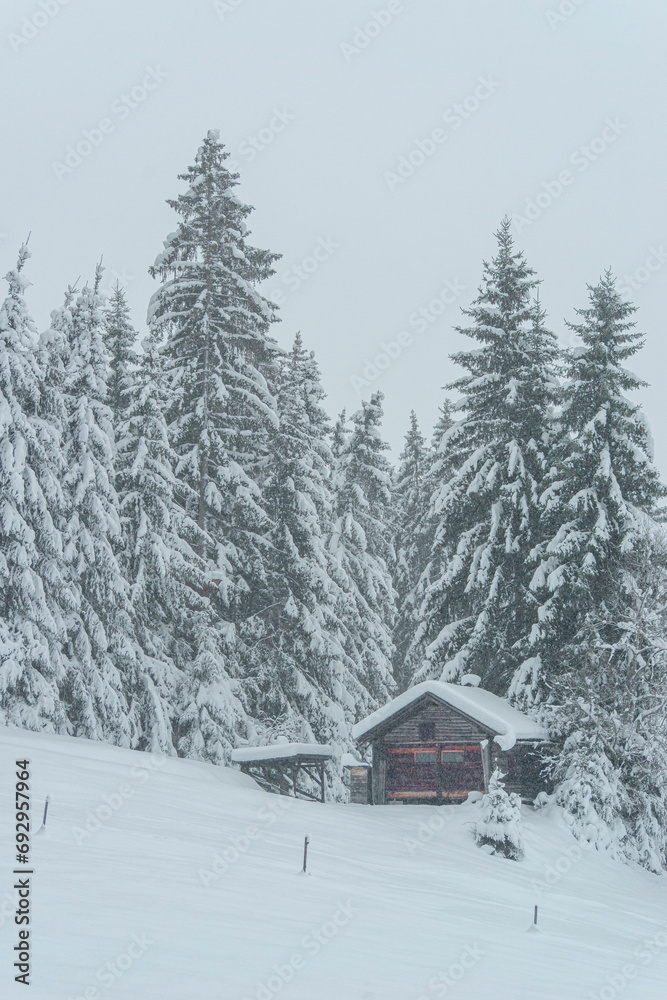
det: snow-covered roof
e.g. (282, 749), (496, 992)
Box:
(341, 752), (369, 769)
(231, 743), (334, 763)
(352, 681), (545, 744)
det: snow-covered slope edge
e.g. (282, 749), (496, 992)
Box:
(1, 726), (666, 1000)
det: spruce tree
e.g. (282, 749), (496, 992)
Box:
(148, 130), (280, 760)
(548, 531), (667, 871)
(413, 221), (559, 697)
(534, 277), (667, 870)
(392, 411), (430, 691)
(254, 334), (374, 758)
(115, 332), (217, 753)
(103, 283), (138, 436)
(39, 285), (76, 437)
(529, 273), (665, 697)
(400, 400), (457, 686)
(60, 267), (136, 745)
(0, 247), (71, 733)
(474, 767), (524, 860)
(331, 391), (395, 704)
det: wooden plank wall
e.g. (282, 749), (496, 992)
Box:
(387, 700), (490, 745)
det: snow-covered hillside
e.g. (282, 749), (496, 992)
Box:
(1, 727), (666, 1000)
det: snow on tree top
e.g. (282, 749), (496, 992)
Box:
(352, 681), (546, 742)
(231, 743), (335, 763)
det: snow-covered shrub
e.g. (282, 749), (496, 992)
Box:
(553, 731), (628, 854)
(532, 791), (549, 811)
(474, 768), (524, 860)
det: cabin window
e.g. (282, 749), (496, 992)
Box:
(418, 721), (435, 741)
(441, 751), (465, 763)
(415, 751), (437, 764)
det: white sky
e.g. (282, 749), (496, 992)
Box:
(2, 0), (666, 469)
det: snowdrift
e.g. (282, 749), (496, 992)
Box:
(1, 725), (666, 999)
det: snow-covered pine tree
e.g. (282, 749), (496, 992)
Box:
(474, 766), (524, 860)
(531, 276), (667, 869)
(399, 399), (457, 686)
(38, 285), (76, 437)
(547, 528), (667, 871)
(331, 391), (395, 705)
(0, 247), (72, 733)
(392, 411), (430, 691)
(60, 266), (137, 745)
(430, 399), (456, 459)
(255, 333), (376, 761)
(413, 221), (560, 697)
(103, 283), (138, 435)
(528, 273), (665, 698)
(148, 130), (280, 761)
(115, 331), (218, 754)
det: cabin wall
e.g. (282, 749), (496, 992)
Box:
(492, 743), (547, 800)
(348, 766), (372, 805)
(371, 744), (387, 804)
(386, 700), (491, 745)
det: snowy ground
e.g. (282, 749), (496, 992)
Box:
(1, 727), (667, 1000)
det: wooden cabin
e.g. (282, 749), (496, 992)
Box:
(350, 680), (546, 805)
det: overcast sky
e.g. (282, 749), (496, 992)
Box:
(2, 0), (666, 469)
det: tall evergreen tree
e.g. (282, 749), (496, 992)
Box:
(115, 332), (217, 753)
(413, 221), (560, 697)
(530, 277), (667, 870)
(0, 247), (71, 733)
(60, 267), (136, 744)
(400, 400), (457, 685)
(527, 274), (665, 700)
(103, 283), (138, 434)
(331, 391), (395, 704)
(392, 411), (430, 690)
(252, 334), (375, 757)
(148, 130), (281, 760)
(548, 529), (667, 871)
